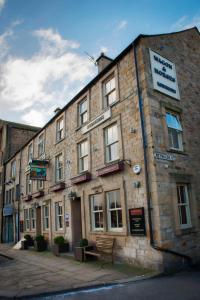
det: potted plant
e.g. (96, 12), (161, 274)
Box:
(34, 235), (47, 252)
(24, 234), (34, 247)
(74, 238), (88, 262)
(52, 236), (69, 256)
(21, 239), (29, 250)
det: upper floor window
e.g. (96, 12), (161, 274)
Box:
(28, 144), (33, 162)
(24, 209), (30, 231)
(55, 153), (63, 182)
(43, 204), (49, 230)
(38, 134), (45, 157)
(78, 98), (88, 126)
(30, 208), (36, 230)
(78, 140), (88, 173)
(105, 124), (119, 163)
(176, 184), (191, 229)
(166, 112), (183, 151)
(26, 173), (32, 195)
(56, 117), (64, 142)
(103, 76), (116, 107)
(11, 160), (16, 179)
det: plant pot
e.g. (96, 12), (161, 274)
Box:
(52, 243), (69, 256)
(21, 240), (29, 250)
(74, 247), (84, 262)
(34, 240), (47, 252)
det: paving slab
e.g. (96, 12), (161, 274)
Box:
(0, 243), (159, 298)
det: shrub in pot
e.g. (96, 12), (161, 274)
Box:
(74, 238), (89, 262)
(24, 234), (34, 247)
(52, 236), (69, 256)
(34, 235), (47, 252)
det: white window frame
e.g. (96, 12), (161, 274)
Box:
(11, 160), (16, 179)
(30, 207), (36, 230)
(55, 202), (63, 230)
(166, 112), (183, 151)
(43, 204), (49, 230)
(37, 179), (44, 191)
(105, 124), (119, 163)
(55, 153), (63, 182)
(78, 98), (88, 126)
(56, 117), (64, 142)
(176, 184), (191, 229)
(78, 140), (88, 173)
(28, 143), (33, 162)
(38, 134), (45, 157)
(24, 209), (30, 231)
(90, 194), (104, 231)
(106, 190), (123, 232)
(26, 173), (32, 195)
(103, 75), (116, 107)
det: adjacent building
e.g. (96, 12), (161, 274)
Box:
(0, 120), (40, 242)
(2, 27), (200, 271)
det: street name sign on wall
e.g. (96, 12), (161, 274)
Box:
(149, 49), (180, 100)
(154, 152), (176, 161)
(129, 207), (146, 236)
(82, 108), (111, 134)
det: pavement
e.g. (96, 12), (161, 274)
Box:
(0, 244), (159, 299)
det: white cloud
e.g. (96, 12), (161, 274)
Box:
(0, 0), (6, 12)
(171, 15), (200, 31)
(100, 46), (108, 54)
(0, 27), (96, 126)
(117, 20), (128, 30)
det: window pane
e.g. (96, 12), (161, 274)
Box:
(166, 113), (182, 131)
(108, 90), (116, 105)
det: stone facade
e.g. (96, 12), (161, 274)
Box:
(2, 27), (200, 271)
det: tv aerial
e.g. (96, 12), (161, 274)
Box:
(84, 51), (97, 66)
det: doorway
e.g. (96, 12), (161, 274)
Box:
(71, 197), (82, 249)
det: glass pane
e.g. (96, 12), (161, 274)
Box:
(108, 90), (116, 105)
(110, 211), (117, 227)
(93, 195), (102, 211)
(83, 156), (88, 171)
(105, 77), (115, 94)
(169, 128), (179, 149)
(110, 143), (118, 161)
(179, 206), (187, 224)
(166, 113), (182, 131)
(82, 111), (88, 123)
(80, 100), (87, 113)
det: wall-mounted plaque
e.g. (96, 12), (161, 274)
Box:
(129, 207), (146, 236)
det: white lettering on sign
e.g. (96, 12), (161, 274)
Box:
(154, 152), (176, 161)
(82, 108), (111, 134)
(149, 49), (180, 100)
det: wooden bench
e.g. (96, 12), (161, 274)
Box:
(84, 237), (114, 264)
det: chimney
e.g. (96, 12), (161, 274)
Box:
(96, 52), (113, 73)
(54, 107), (61, 114)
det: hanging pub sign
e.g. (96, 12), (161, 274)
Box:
(149, 49), (180, 100)
(129, 207), (146, 236)
(29, 159), (48, 180)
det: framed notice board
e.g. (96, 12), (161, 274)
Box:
(129, 207), (146, 236)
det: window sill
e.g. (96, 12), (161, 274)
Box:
(175, 226), (197, 236)
(167, 149), (188, 156)
(89, 230), (127, 237)
(75, 122), (89, 132)
(55, 137), (65, 145)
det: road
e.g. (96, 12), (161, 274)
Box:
(32, 269), (200, 300)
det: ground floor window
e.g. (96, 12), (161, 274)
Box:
(43, 204), (49, 230)
(30, 208), (36, 230)
(24, 209), (30, 231)
(90, 194), (104, 230)
(106, 190), (123, 231)
(176, 184), (191, 229)
(55, 202), (63, 230)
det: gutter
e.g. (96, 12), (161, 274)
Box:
(132, 42), (192, 265)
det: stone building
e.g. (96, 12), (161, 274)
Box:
(2, 27), (200, 271)
(0, 120), (40, 242)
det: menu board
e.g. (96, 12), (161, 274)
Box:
(129, 207), (146, 236)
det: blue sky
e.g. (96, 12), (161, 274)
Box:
(0, 0), (199, 126)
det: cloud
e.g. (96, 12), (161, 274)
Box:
(117, 20), (128, 30)
(0, 27), (96, 126)
(0, 0), (6, 12)
(100, 46), (108, 53)
(171, 15), (200, 31)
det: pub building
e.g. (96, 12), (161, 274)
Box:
(2, 27), (200, 271)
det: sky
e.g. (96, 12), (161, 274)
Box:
(0, 0), (199, 127)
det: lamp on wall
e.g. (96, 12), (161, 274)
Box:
(68, 191), (77, 200)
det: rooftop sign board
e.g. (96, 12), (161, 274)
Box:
(149, 49), (180, 100)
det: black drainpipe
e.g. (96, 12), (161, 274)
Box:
(133, 42), (191, 265)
